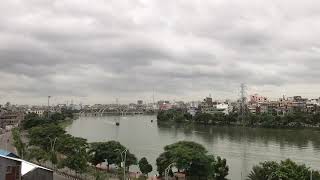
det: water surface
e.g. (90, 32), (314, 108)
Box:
(66, 115), (320, 179)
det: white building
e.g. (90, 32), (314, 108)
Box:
(26, 109), (45, 117)
(216, 103), (230, 115)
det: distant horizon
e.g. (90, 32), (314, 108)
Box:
(1, 91), (319, 106)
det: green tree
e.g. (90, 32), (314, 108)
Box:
(27, 147), (48, 163)
(89, 141), (137, 171)
(56, 134), (88, 156)
(28, 124), (66, 151)
(61, 108), (77, 119)
(247, 159), (320, 180)
(174, 114), (185, 123)
(25, 113), (39, 120)
(212, 156), (229, 180)
(22, 116), (49, 130)
(139, 157), (153, 176)
(12, 128), (27, 158)
(60, 149), (88, 175)
(194, 113), (212, 124)
(156, 141), (229, 179)
(50, 112), (66, 122)
(124, 152), (138, 170)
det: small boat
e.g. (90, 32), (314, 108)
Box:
(151, 120), (154, 122)
(115, 122), (120, 126)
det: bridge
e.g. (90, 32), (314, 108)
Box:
(78, 105), (147, 117)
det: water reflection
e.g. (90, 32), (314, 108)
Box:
(157, 122), (320, 150)
(67, 115), (320, 179)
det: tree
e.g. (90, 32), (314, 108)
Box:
(247, 159), (320, 180)
(50, 112), (66, 122)
(194, 113), (212, 124)
(25, 113), (39, 120)
(61, 108), (77, 119)
(139, 157), (153, 176)
(12, 128), (27, 158)
(156, 141), (229, 179)
(184, 113), (193, 121)
(27, 147), (48, 163)
(156, 150), (172, 176)
(174, 114), (185, 123)
(56, 134), (88, 156)
(124, 152), (138, 170)
(212, 156), (229, 180)
(88, 141), (137, 171)
(22, 116), (49, 130)
(60, 149), (88, 175)
(28, 124), (66, 151)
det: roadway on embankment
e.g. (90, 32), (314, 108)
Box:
(0, 130), (16, 153)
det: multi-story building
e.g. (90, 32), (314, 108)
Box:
(249, 94), (268, 103)
(248, 94), (269, 114)
(26, 109), (45, 117)
(290, 96), (308, 112)
(0, 112), (24, 129)
(159, 102), (172, 111)
(199, 96), (229, 115)
(216, 103), (230, 115)
(306, 98), (320, 113)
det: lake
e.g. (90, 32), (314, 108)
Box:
(66, 115), (320, 179)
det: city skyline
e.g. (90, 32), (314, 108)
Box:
(1, 0), (320, 104)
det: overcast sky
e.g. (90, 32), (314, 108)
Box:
(1, 0), (320, 105)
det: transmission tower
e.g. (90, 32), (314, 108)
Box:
(240, 83), (247, 123)
(47, 96), (51, 119)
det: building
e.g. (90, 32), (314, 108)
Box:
(159, 102), (172, 111)
(187, 107), (198, 116)
(199, 96), (230, 115)
(137, 100), (143, 105)
(216, 103), (230, 115)
(0, 154), (53, 180)
(249, 94), (268, 103)
(0, 149), (20, 158)
(291, 96), (308, 112)
(248, 94), (271, 114)
(26, 109), (45, 117)
(0, 155), (21, 180)
(306, 98), (320, 113)
(0, 112), (24, 129)
(158, 100), (172, 111)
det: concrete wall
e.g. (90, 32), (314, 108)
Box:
(0, 156), (21, 180)
(22, 168), (53, 180)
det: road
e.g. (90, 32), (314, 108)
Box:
(0, 130), (121, 180)
(0, 130), (16, 153)
(0, 130), (73, 180)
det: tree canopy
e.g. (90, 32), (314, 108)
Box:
(156, 141), (229, 179)
(247, 159), (320, 180)
(139, 157), (153, 176)
(88, 141), (137, 170)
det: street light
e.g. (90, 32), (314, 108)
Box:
(164, 163), (175, 180)
(47, 96), (51, 119)
(115, 148), (128, 180)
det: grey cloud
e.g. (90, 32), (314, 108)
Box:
(1, 0), (320, 104)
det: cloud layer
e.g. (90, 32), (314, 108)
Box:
(1, 0), (320, 104)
